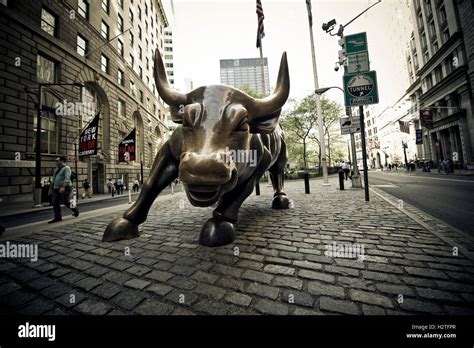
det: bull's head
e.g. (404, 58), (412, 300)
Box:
(154, 50), (289, 207)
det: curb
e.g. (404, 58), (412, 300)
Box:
(370, 187), (474, 262)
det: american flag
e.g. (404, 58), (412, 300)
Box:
(399, 121), (410, 134)
(256, 0), (265, 48)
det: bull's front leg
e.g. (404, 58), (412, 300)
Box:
(199, 148), (271, 247)
(102, 141), (179, 242)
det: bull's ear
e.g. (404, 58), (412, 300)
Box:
(169, 106), (184, 124)
(249, 109), (281, 134)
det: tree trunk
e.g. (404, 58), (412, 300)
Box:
(303, 139), (307, 170)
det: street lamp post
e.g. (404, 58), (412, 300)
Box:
(306, 0), (330, 186)
(315, 86), (362, 189)
(33, 82), (84, 207)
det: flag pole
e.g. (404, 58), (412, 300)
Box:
(258, 38), (266, 97)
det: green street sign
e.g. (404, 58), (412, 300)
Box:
(343, 71), (379, 107)
(345, 32), (368, 54)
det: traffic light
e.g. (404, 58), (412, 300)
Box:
(336, 38), (347, 72)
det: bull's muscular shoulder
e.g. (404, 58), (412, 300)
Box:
(168, 127), (183, 160)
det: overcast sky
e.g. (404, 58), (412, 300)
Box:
(162, 0), (411, 115)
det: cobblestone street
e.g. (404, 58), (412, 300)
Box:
(1, 177), (474, 315)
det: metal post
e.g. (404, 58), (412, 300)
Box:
(306, 0), (329, 186)
(359, 105), (369, 201)
(33, 85), (43, 207)
(304, 172), (310, 194)
(255, 181), (260, 195)
(140, 152), (144, 185)
(346, 107), (361, 188)
(338, 168), (345, 190)
(74, 142), (79, 195)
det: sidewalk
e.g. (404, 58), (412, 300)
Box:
(0, 190), (142, 218)
(0, 176), (473, 315)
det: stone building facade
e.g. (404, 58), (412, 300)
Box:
(0, 0), (171, 203)
(406, 0), (474, 168)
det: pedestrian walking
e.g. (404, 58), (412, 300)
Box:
(107, 178), (113, 194)
(341, 162), (350, 180)
(82, 178), (92, 199)
(48, 155), (79, 223)
(388, 164), (392, 170)
(117, 178), (124, 194)
(133, 179), (140, 192)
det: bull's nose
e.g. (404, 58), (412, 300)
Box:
(179, 152), (233, 186)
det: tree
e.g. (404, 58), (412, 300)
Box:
(240, 84), (263, 99)
(280, 96), (319, 169)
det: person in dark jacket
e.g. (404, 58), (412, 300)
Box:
(48, 156), (79, 223)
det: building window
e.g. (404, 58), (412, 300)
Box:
(138, 6), (142, 20)
(101, 21), (109, 40)
(129, 8), (134, 24)
(117, 0), (123, 9)
(443, 28), (450, 43)
(129, 31), (134, 46)
(37, 54), (56, 83)
(129, 54), (134, 68)
(139, 66), (143, 79)
(130, 80), (135, 95)
(118, 99), (125, 118)
(78, 0), (89, 20)
(138, 25), (142, 40)
(165, 47), (172, 52)
(117, 39), (123, 57)
(138, 46), (142, 60)
(33, 108), (58, 154)
(145, 2), (148, 15)
(101, 54), (109, 73)
(434, 66), (443, 83)
(438, 5), (447, 26)
(139, 90), (143, 103)
(77, 34), (88, 56)
(118, 69), (124, 85)
(425, 74), (433, 89)
(101, 0), (109, 14)
(41, 7), (56, 37)
(146, 57), (149, 70)
(118, 14), (123, 32)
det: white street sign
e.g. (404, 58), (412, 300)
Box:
(346, 51), (369, 74)
(340, 117), (361, 135)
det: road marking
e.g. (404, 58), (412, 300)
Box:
(371, 172), (474, 183)
(372, 183), (399, 188)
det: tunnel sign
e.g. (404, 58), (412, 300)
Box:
(343, 70), (379, 107)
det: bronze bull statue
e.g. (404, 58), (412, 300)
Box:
(103, 50), (291, 247)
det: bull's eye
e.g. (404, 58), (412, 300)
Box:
(234, 117), (249, 132)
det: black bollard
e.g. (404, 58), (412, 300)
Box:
(304, 172), (310, 194)
(338, 169), (345, 190)
(255, 180), (260, 196)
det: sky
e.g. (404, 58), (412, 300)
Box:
(162, 0), (412, 116)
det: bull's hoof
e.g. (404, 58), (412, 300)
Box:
(272, 194), (290, 209)
(102, 218), (139, 242)
(200, 218), (235, 247)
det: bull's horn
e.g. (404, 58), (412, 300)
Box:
(249, 52), (290, 118)
(153, 49), (187, 107)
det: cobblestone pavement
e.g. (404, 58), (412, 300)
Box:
(1, 177), (474, 315)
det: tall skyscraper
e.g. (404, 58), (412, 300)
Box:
(220, 57), (270, 96)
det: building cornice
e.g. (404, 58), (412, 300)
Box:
(415, 31), (463, 77)
(419, 65), (468, 103)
